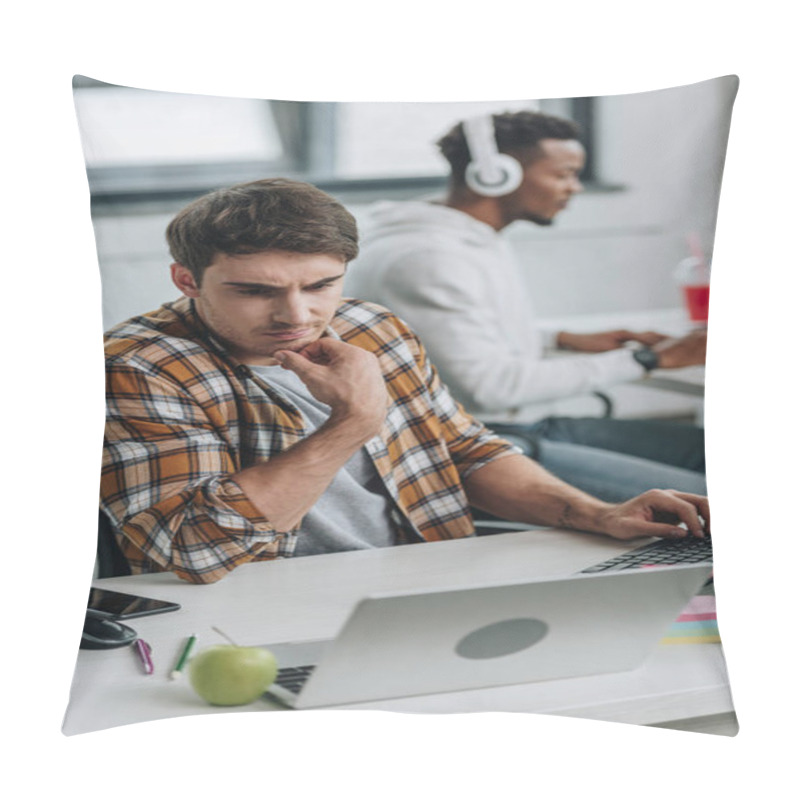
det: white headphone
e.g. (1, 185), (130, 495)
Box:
(462, 115), (524, 197)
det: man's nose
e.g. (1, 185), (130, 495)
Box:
(274, 292), (312, 326)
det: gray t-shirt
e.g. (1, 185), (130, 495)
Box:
(249, 364), (398, 557)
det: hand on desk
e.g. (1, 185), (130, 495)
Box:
(651, 329), (707, 369)
(557, 329), (669, 353)
(596, 489), (710, 541)
(555, 328), (707, 370)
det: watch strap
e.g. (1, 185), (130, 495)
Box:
(632, 347), (660, 372)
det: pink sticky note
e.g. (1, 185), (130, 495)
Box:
(676, 594), (717, 622)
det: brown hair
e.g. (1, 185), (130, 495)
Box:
(437, 110), (582, 187)
(166, 178), (359, 282)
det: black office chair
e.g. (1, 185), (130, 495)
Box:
(592, 390), (614, 418)
(96, 510), (132, 578)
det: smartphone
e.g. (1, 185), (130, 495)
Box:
(87, 587), (181, 619)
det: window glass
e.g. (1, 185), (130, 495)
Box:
(334, 100), (540, 178)
(74, 87), (282, 166)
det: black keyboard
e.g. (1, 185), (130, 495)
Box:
(580, 535), (713, 574)
(273, 665), (316, 696)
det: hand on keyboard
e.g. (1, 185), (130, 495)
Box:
(595, 489), (710, 542)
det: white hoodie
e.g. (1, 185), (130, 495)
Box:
(345, 200), (645, 425)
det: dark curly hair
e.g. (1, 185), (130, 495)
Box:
(166, 178), (359, 282)
(436, 110), (582, 187)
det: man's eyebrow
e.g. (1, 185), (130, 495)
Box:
(307, 272), (346, 285)
(223, 281), (280, 289)
(222, 273), (346, 290)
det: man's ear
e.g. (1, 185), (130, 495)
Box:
(171, 263), (201, 298)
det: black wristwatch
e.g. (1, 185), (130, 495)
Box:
(632, 347), (660, 372)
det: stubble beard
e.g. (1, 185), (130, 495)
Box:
(526, 214), (555, 227)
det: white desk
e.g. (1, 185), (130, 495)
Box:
(62, 529), (736, 736)
(641, 365), (705, 398)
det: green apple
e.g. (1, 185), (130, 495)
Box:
(188, 645), (278, 706)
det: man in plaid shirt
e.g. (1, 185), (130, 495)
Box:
(102, 179), (710, 584)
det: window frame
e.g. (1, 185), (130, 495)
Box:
(74, 79), (606, 210)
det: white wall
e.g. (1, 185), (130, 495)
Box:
(92, 211), (176, 328)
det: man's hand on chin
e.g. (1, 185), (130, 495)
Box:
(275, 339), (388, 441)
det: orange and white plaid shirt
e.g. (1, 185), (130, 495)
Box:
(102, 296), (518, 583)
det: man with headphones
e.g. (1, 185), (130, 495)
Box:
(345, 110), (707, 503)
